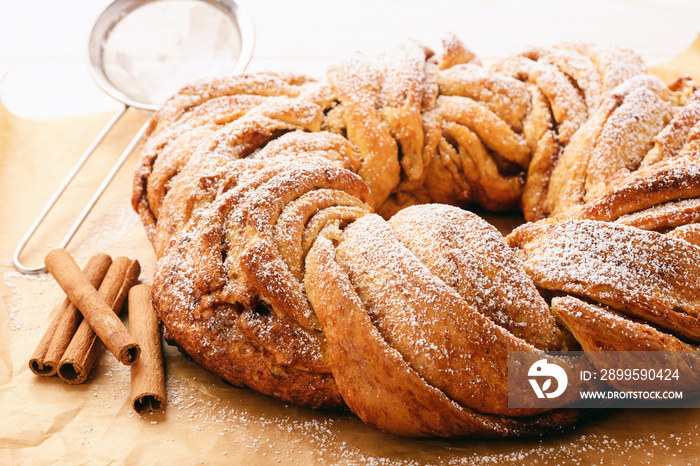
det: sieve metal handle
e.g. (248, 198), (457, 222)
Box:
(12, 105), (149, 274)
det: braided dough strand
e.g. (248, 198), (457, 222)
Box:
(133, 35), (700, 437)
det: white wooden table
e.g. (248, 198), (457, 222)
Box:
(1, 0), (700, 119)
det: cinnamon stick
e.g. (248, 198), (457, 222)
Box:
(45, 248), (140, 371)
(56, 255), (141, 384)
(129, 284), (166, 413)
(29, 253), (112, 376)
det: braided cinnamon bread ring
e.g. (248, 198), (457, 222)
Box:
(133, 34), (700, 437)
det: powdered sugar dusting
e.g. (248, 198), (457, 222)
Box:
(389, 204), (565, 351)
(334, 213), (541, 412)
(584, 85), (672, 200)
(513, 220), (700, 338)
(617, 197), (700, 229)
(2, 264), (50, 331)
(131, 34), (700, 443)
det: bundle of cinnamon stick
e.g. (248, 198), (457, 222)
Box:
(29, 249), (166, 414)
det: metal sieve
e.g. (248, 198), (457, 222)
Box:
(13, 0), (255, 273)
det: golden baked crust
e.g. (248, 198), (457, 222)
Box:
(133, 35), (668, 230)
(133, 35), (700, 437)
(507, 219), (700, 341)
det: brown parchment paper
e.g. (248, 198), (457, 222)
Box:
(2, 36), (700, 466)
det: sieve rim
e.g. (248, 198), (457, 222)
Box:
(87, 0), (255, 111)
